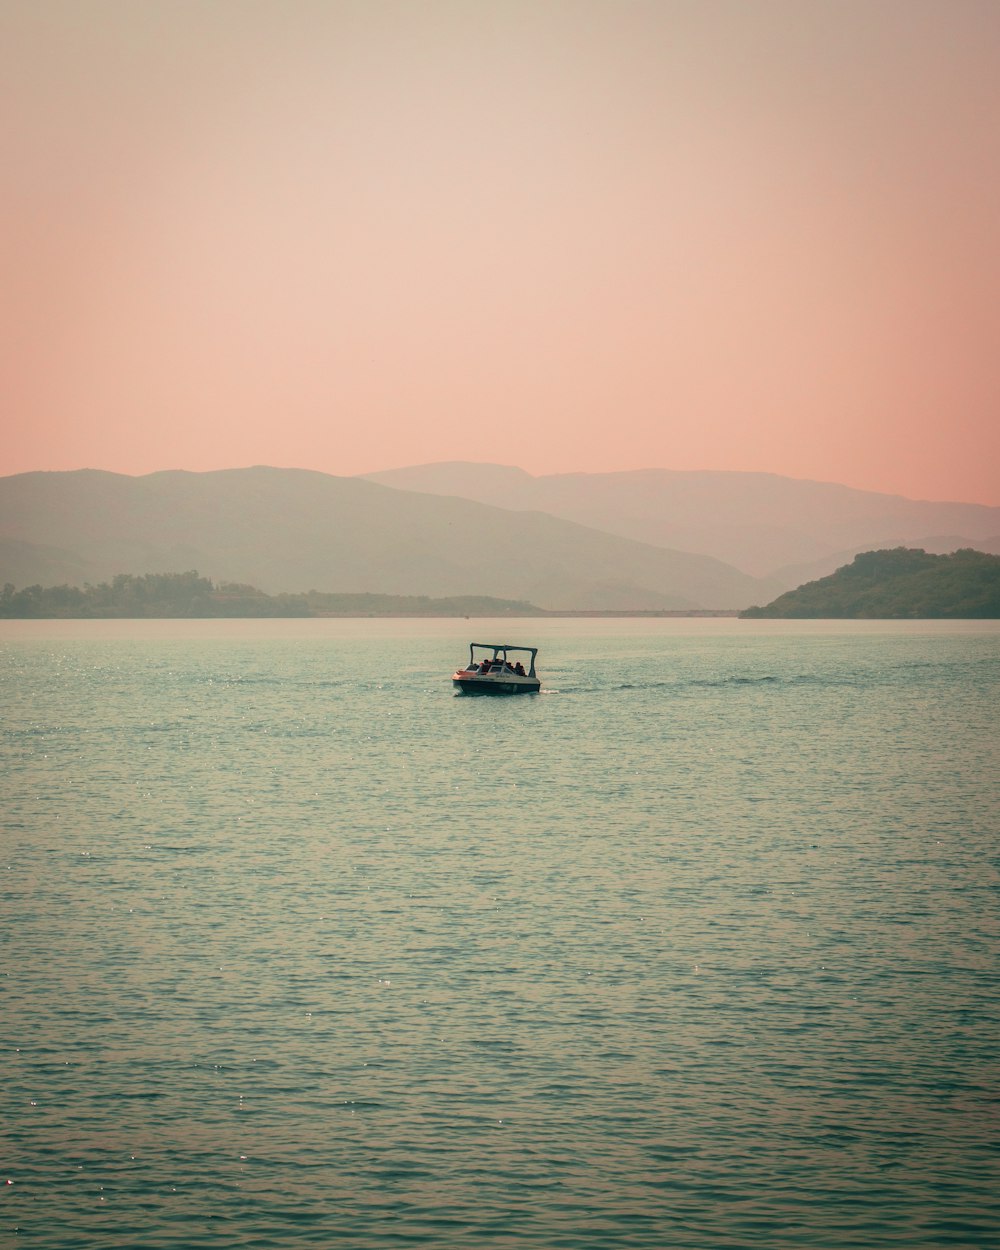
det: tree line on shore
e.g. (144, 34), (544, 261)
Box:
(0, 572), (542, 618)
(5, 549), (998, 618)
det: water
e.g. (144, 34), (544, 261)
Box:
(2, 618), (999, 1249)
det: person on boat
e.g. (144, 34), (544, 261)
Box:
(514, 661), (526, 675)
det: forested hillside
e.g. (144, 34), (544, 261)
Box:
(741, 549), (1000, 618)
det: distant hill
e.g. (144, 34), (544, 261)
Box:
(741, 548), (1000, 618)
(364, 462), (1000, 585)
(0, 467), (773, 611)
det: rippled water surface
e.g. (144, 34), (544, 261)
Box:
(2, 618), (999, 1248)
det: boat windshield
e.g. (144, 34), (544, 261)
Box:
(465, 643), (537, 677)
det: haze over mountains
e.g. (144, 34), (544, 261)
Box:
(365, 463), (1000, 586)
(5, 465), (998, 612)
(0, 468), (773, 611)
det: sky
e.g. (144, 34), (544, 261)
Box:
(3, 0), (1000, 504)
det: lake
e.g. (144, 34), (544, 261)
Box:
(2, 618), (999, 1248)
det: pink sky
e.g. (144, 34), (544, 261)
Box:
(3, 0), (999, 504)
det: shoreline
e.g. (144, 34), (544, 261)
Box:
(0, 609), (744, 621)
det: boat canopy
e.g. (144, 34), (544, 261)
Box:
(466, 642), (537, 678)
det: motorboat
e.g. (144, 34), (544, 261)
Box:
(452, 643), (541, 695)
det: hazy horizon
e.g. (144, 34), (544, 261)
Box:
(5, 459), (999, 512)
(4, 1), (999, 505)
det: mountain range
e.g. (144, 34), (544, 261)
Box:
(364, 462), (1000, 586)
(3, 464), (998, 612)
(0, 467), (773, 611)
